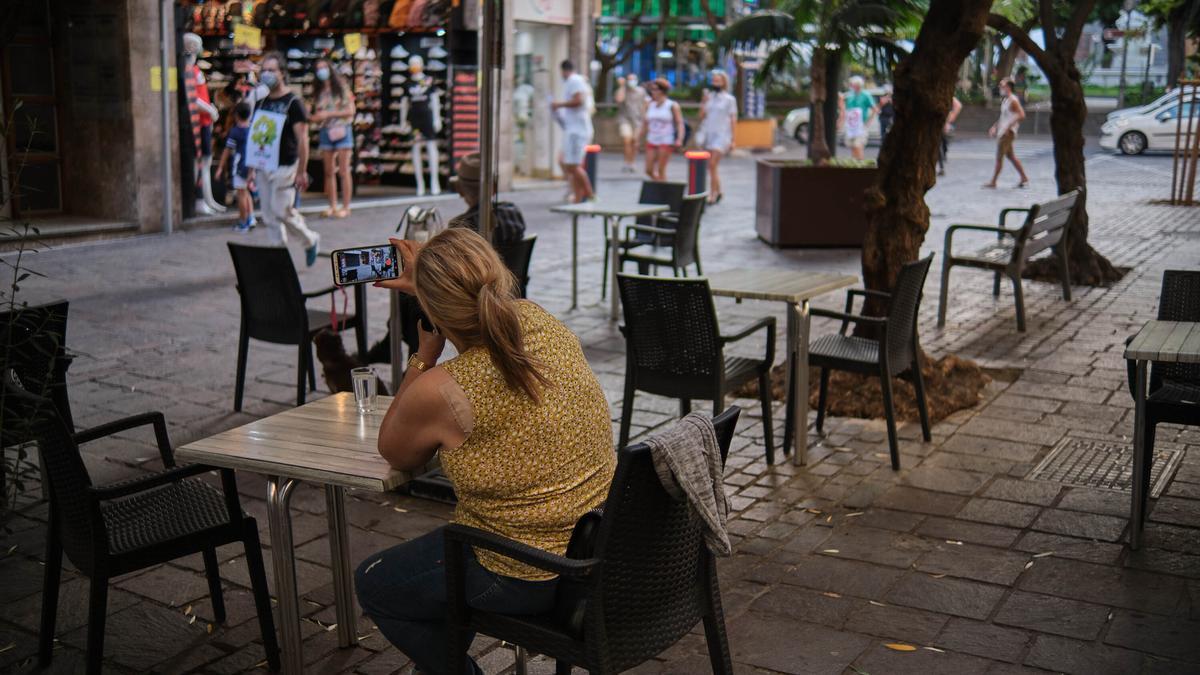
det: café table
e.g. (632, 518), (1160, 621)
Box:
(707, 268), (859, 465)
(549, 201), (669, 320)
(1123, 319), (1200, 549)
(175, 393), (411, 674)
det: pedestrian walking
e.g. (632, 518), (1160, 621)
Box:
(698, 69), (737, 204)
(877, 85), (895, 139)
(615, 73), (648, 174)
(938, 95), (963, 176)
(984, 78), (1030, 189)
(311, 58), (356, 218)
(641, 78), (684, 181)
(247, 51), (321, 266)
(214, 101), (256, 232)
(839, 75), (875, 161)
(550, 60), (595, 203)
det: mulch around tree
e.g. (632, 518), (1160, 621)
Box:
(733, 354), (991, 424)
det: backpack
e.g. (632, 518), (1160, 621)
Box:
(492, 202), (527, 246)
(396, 205), (445, 242)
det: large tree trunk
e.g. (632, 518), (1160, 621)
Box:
(859, 0), (993, 318)
(823, 52), (842, 158)
(808, 47), (831, 161)
(1034, 55), (1123, 285)
(1167, 11), (1186, 86)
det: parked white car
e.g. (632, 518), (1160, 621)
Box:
(1106, 88), (1181, 122)
(1100, 96), (1197, 155)
(781, 87), (886, 145)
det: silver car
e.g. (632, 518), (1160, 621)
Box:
(1100, 97), (1197, 155)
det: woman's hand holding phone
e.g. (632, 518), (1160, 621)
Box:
(373, 238), (418, 294)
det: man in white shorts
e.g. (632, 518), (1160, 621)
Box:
(551, 60), (595, 203)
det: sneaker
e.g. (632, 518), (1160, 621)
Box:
(305, 234), (321, 267)
(389, 74), (407, 84)
(390, 44), (409, 59)
(391, 61), (407, 72)
(287, 60), (303, 70)
(233, 219), (251, 233)
(426, 60), (447, 71)
(428, 45), (448, 58)
(287, 48), (304, 58)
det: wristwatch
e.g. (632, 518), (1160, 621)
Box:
(407, 353), (430, 373)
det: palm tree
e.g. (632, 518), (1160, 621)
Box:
(719, 0), (919, 161)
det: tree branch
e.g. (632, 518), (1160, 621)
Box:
(1063, 0), (1098, 52)
(988, 13), (1049, 66)
(696, 0), (723, 36)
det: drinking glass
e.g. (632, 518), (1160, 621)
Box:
(351, 367), (377, 413)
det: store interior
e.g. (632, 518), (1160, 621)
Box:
(178, 0), (479, 220)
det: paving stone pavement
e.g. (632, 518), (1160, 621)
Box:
(3, 136), (1200, 674)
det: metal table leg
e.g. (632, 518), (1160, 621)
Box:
(267, 476), (302, 674)
(609, 216), (621, 321)
(1131, 359), (1149, 549)
(326, 485), (357, 648)
(784, 301), (811, 465)
(570, 214), (579, 310)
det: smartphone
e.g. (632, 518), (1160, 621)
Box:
(331, 244), (401, 286)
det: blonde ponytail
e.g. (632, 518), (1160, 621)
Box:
(414, 228), (550, 402)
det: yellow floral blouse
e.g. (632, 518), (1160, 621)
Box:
(438, 301), (616, 581)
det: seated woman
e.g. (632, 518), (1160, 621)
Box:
(355, 228), (615, 675)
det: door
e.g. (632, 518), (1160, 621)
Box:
(2, 0), (63, 216)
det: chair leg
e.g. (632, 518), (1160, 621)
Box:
(296, 344), (308, 407)
(879, 372), (900, 470)
(680, 398), (692, 416)
(815, 367), (831, 435)
(911, 359), (932, 442)
(234, 327), (249, 412)
(1059, 250), (1073, 301)
(1010, 274), (1027, 332)
(202, 547), (226, 624)
(242, 523), (281, 671)
(937, 263), (951, 327)
(992, 270), (1002, 297)
(601, 239), (610, 299)
(85, 576), (109, 675)
(618, 377), (636, 450)
(38, 509), (63, 666)
(758, 371), (775, 465)
(702, 563), (734, 675)
(307, 343), (318, 392)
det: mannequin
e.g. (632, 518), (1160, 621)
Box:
(398, 55), (441, 196)
(183, 32), (225, 214)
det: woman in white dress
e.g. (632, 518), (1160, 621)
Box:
(698, 70), (737, 204)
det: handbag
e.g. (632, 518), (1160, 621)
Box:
(327, 122), (348, 142)
(396, 205), (445, 242)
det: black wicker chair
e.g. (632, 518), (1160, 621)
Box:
(0, 383), (280, 675)
(616, 193), (706, 282)
(496, 235), (538, 299)
(808, 255), (934, 470)
(228, 243), (365, 411)
(1125, 270), (1200, 508)
(601, 181), (688, 298)
(444, 407), (740, 675)
(617, 274), (776, 463)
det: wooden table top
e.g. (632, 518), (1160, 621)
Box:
(707, 268), (860, 304)
(1125, 320), (1200, 364)
(175, 393), (411, 492)
(550, 202), (669, 218)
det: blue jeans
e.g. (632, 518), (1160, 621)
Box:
(355, 527), (558, 675)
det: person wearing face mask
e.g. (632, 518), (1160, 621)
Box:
(311, 59), (356, 218)
(249, 51), (321, 266)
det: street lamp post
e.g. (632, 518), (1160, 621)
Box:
(1117, 0), (1136, 109)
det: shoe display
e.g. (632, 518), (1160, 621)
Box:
(198, 59), (212, 70)
(287, 48), (304, 58)
(428, 46), (448, 59)
(389, 74), (407, 84)
(426, 60), (447, 71)
(390, 44), (410, 59)
(287, 60), (303, 70)
(391, 61), (408, 72)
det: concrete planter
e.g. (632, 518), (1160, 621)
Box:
(755, 160), (878, 248)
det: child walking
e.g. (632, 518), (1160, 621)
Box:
(215, 102), (256, 231)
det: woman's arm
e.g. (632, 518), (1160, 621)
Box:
(673, 101), (684, 147)
(335, 92), (356, 120)
(377, 364), (464, 471)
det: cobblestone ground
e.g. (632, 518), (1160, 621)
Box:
(3, 136), (1200, 674)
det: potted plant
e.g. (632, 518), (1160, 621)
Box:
(755, 158), (878, 247)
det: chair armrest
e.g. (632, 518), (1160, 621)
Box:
(809, 307), (887, 327)
(999, 207), (1031, 229)
(721, 316), (775, 345)
(944, 224), (1019, 259)
(443, 524), (600, 578)
(303, 285), (339, 299)
(74, 412), (175, 468)
(90, 463), (214, 501)
(843, 289), (892, 332)
(624, 224), (677, 238)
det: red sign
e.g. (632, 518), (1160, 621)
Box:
(1103, 28), (1125, 40)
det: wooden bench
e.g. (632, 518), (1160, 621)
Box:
(937, 189), (1081, 332)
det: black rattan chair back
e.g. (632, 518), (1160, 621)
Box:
(1, 300), (73, 439)
(1153, 270), (1200, 387)
(2, 381), (100, 571)
(670, 194), (706, 270)
(227, 243), (309, 344)
(884, 255), (934, 375)
(495, 235), (537, 299)
(586, 407), (739, 672)
(618, 275), (722, 393)
(636, 181), (686, 226)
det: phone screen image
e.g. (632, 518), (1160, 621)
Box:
(332, 245), (401, 286)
